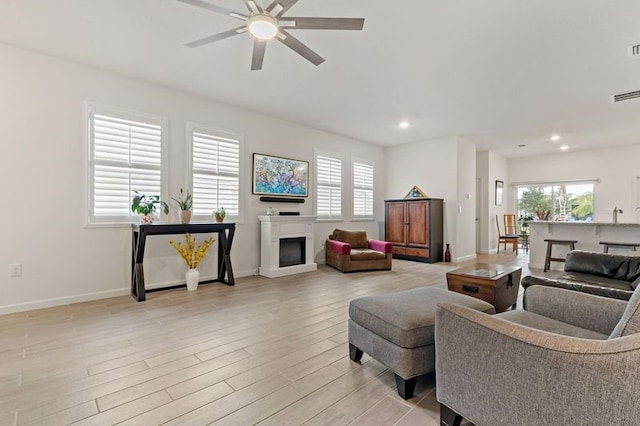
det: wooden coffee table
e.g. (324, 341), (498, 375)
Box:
(446, 263), (522, 313)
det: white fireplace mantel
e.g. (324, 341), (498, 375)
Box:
(259, 215), (318, 278)
(258, 215), (318, 278)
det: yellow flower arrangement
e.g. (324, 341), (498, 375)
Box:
(169, 233), (215, 269)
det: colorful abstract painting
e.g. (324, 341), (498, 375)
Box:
(253, 153), (309, 197)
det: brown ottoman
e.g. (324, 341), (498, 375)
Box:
(348, 287), (495, 399)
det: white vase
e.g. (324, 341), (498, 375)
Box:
(180, 210), (192, 224)
(139, 213), (155, 224)
(185, 268), (199, 291)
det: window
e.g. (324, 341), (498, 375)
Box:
(516, 181), (595, 221)
(353, 161), (374, 218)
(189, 125), (241, 219)
(316, 154), (342, 219)
(88, 105), (167, 224)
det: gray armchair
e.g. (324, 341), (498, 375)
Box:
(435, 284), (640, 426)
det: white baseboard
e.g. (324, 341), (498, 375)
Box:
(0, 288), (130, 315)
(453, 253), (477, 262)
(0, 268), (262, 315)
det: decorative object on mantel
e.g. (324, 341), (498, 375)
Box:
(253, 153), (308, 202)
(172, 188), (193, 224)
(131, 191), (169, 224)
(214, 207), (226, 223)
(404, 185), (427, 199)
(169, 233), (215, 291)
(267, 207), (276, 216)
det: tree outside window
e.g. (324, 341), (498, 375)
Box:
(517, 183), (594, 222)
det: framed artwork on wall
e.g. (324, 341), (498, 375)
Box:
(252, 153), (309, 198)
(495, 180), (504, 206)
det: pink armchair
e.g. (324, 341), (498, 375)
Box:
(325, 229), (392, 272)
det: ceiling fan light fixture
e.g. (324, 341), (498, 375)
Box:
(248, 14), (278, 40)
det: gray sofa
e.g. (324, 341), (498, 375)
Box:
(521, 250), (640, 300)
(435, 284), (640, 425)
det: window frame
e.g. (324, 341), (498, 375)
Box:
(513, 179), (597, 222)
(351, 158), (375, 221)
(85, 102), (168, 227)
(314, 150), (343, 222)
(186, 122), (244, 223)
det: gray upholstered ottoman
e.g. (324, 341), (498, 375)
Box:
(348, 287), (495, 399)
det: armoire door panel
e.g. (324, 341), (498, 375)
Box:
(385, 202), (407, 245)
(407, 201), (429, 247)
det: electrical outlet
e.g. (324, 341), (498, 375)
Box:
(9, 264), (22, 277)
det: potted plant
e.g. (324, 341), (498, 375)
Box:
(214, 207), (226, 223)
(169, 233), (215, 291)
(131, 191), (169, 224)
(172, 188), (193, 224)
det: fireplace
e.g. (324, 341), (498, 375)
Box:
(259, 215), (317, 278)
(279, 237), (306, 267)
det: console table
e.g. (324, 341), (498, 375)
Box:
(131, 223), (235, 302)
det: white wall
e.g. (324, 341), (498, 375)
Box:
(384, 137), (476, 261)
(0, 43), (385, 314)
(508, 145), (640, 223)
(455, 138), (477, 260)
(488, 151), (510, 250)
(476, 151), (489, 252)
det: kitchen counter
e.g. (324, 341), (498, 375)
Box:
(527, 221), (640, 270)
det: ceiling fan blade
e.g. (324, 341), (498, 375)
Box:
(251, 40), (267, 70)
(279, 17), (365, 30)
(185, 26), (246, 48)
(267, 0), (299, 17)
(177, 0), (248, 21)
(277, 29), (324, 66)
(243, 0), (261, 13)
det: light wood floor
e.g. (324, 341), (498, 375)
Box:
(0, 252), (541, 426)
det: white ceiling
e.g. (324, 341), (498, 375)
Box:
(1, 0), (639, 158)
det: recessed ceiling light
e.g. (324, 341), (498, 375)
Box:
(399, 121), (410, 129)
(560, 145), (569, 150)
(550, 134), (561, 141)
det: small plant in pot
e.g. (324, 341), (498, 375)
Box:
(214, 206), (226, 223)
(131, 191), (169, 224)
(172, 188), (193, 224)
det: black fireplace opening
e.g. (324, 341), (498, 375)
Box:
(279, 237), (306, 267)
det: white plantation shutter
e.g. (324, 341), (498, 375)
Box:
(316, 155), (342, 218)
(191, 129), (240, 217)
(353, 162), (373, 218)
(89, 110), (165, 223)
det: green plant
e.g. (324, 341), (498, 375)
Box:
(131, 191), (169, 216)
(214, 206), (226, 220)
(172, 188), (193, 211)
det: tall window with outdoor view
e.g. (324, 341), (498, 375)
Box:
(516, 182), (594, 222)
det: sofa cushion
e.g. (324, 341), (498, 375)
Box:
(521, 275), (634, 301)
(332, 229), (368, 249)
(558, 272), (633, 291)
(610, 287), (640, 338)
(565, 250), (640, 282)
(350, 248), (387, 261)
(496, 310), (608, 340)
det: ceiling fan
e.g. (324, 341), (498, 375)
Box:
(177, 0), (365, 70)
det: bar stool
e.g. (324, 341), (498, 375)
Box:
(600, 242), (640, 253)
(544, 239), (578, 272)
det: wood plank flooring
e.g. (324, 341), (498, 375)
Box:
(0, 252), (539, 425)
